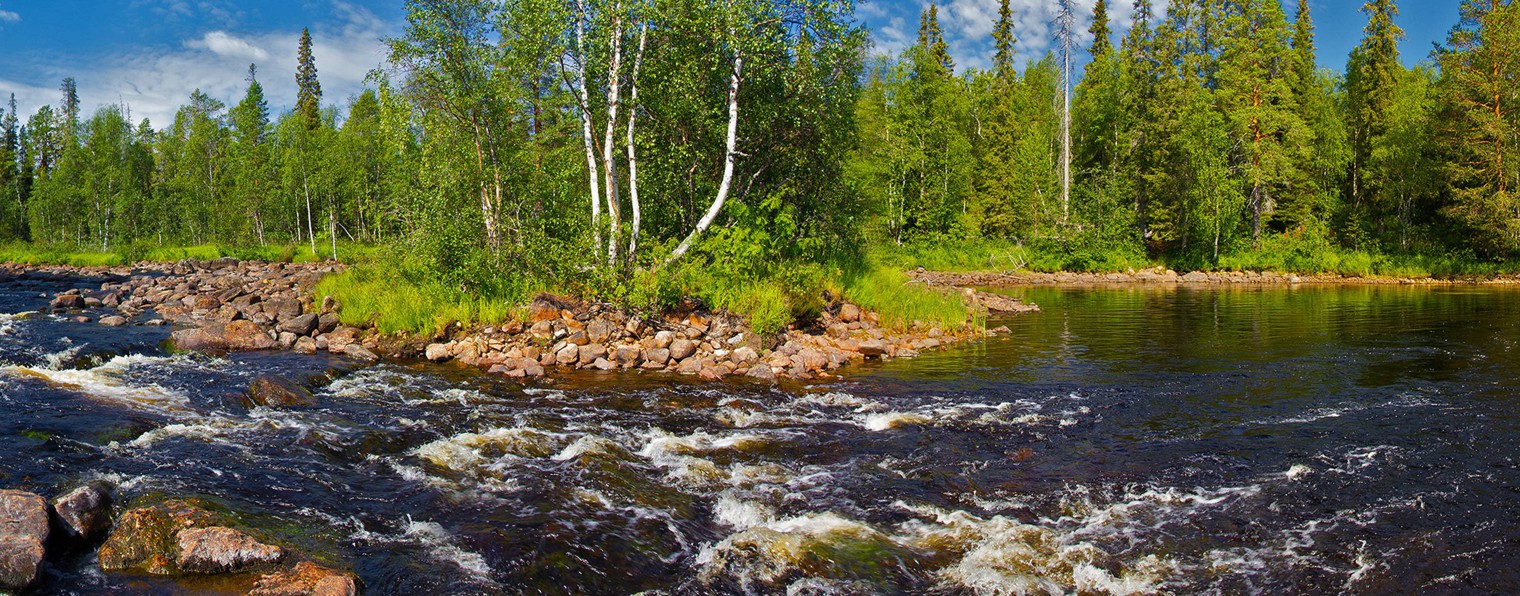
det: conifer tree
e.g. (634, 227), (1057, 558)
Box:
(1438, 0), (1520, 254)
(1345, 0), (1403, 221)
(1090, 0), (1112, 58)
(991, 0), (1015, 80)
(295, 28), (322, 131)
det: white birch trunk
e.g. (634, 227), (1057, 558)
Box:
(626, 24), (647, 265)
(669, 51), (743, 262)
(574, 0), (603, 259)
(602, 5), (624, 266)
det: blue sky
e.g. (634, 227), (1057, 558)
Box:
(0, 1), (1462, 128)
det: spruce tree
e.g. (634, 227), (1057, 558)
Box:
(295, 28), (322, 130)
(917, 5), (953, 75)
(991, 0), (1015, 80)
(1345, 0), (1403, 219)
(1090, 0), (1112, 58)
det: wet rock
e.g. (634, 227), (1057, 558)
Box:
(425, 343), (451, 362)
(51, 294), (86, 309)
(247, 375), (316, 407)
(249, 561), (359, 596)
(0, 490), (50, 591)
(591, 358), (618, 371)
(278, 313), (319, 336)
(172, 321), (277, 352)
(100, 315), (129, 327)
(857, 339), (889, 357)
(1182, 271), (1209, 282)
(53, 482), (113, 542)
(746, 365), (777, 382)
(293, 337), (318, 355)
(699, 514), (921, 591)
(342, 344), (379, 363)
(99, 499), (222, 574)
(175, 526), (283, 574)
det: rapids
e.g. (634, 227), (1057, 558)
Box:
(2, 272), (1519, 594)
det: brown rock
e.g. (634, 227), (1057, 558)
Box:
(731, 346), (759, 364)
(53, 482), (113, 542)
(651, 330), (675, 349)
(643, 347), (670, 366)
(675, 357), (702, 374)
(555, 344), (579, 365)
(669, 339), (697, 361)
(51, 294), (86, 309)
(175, 527), (283, 574)
(857, 339), (889, 357)
(0, 490), (49, 591)
(586, 319), (614, 344)
(99, 499), (222, 573)
(100, 315), (129, 327)
(250, 561), (359, 596)
(171, 320), (276, 352)
(614, 345), (642, 366)
(577, 343), (607, 366)
(277, 313), (319, 336)
(343, 345), (380, 363)
(838, 303), (861, 323)
(293, 337), (318, 355)
(247, 376), (316, 407)
(591, 358), (618, 371)
(745, 365), (777, 382)
(424, 343), (451, 362)
(316, 313), (340, 334)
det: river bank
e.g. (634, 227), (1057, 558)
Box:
(4, 259), (1037, 384)
(908, 266), (1520, 286)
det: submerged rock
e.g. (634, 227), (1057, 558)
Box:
(247, 375), (317, 408)
(249, 561), (360, 596)
(0, 490), (50, 591)
(175, 526), (283, 574)
(53, 482), (113, 542)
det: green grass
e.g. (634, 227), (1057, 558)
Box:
(841, 265), (979, 331)
(314, 266), (522, 336)
(0, 242), (382, 267)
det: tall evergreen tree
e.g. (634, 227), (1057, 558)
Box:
(1345, 0), (1403, 223)
(1090, 0), (1112, 58)
(1438, 0), (1520, 254)
(295, 28), (323, 130)
(991, 0), (1015, 80)
(917, 4), (953, 75)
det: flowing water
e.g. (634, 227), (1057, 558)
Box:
(3, 272), (1520, 595)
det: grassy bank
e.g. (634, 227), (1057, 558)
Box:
(872, 235), (1520, 279)
(314, 257), (978, 338)
(0, 242), (380, 267)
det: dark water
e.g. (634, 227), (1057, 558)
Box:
(4, 274), (1520, 595)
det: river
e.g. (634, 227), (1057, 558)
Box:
(1, 272), (1517, 594)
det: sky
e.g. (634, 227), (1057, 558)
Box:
(0, 0), (1464, 130)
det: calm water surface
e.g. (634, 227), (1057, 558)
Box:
(2, 273), (1518, 595)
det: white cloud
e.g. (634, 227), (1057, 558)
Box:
(0, 9), (19, 24)
(869, 0), (1170, 73)
(187, 31), (269, 61)
(4, 2), (394, 128)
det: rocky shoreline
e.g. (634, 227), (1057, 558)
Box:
(7, 259), (1037, 384)
(908, 267), (1520, 286)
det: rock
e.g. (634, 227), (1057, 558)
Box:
(613, 345), (643, 366)
(425, 343), (451, 362)
(293, 337), (318, 355)
(249, 561), (359, 596)
(857, 339), (889, 357)
(316, 313), (340, 334)
(172, 320), (277, 352)
(565, 330), (590, 346)
(175, 526), (283, 574)
(651, 330), (675, 349)
(263, 298), (303, 318)
(51, 294), (86, 309)
(731, 346), (759, 364)
(1182, 271), (1209, 282)
(278, 313), (319, 336)
(838, 303), (861, 323)
(591, 358), (618, 371)
(577, 343), (608, 366)
(586, 320), (614, 344)
(191, 295), (221, 310)
(745, 365), (777, 382)
(53, 482), (113, 542)
(100, 315), (129, 327)
(0, 490), (50, 591)
(99, 499), (221, 574)
(669, 339), (697, 361)
(247, 375), (316, 407)
(643, 347), (670, 366)
(555, 344), (580, 365)
(343, 345), (380, 363)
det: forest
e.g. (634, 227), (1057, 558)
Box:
(0, 0), (1517, 327)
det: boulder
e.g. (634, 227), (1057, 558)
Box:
(53, 482), (113, 542)
(247, 376), (316, 407)
(857, 339), (889, 357)
(669, 339), (697, 361)
(1182, 271), (1210, 282)
(51, 294), (86, 309)
(175, 526), (283, 574)
(586, 320), (615, 344)
(100, 315), (129, 327)
(643, 348), (670, 366)
(316, 313), (340, 334)
(277, 313), (319, 336)
(249, 561), (359, 596)
(100, 499), (222, 574)
(424, 343), (451, 362)
(171, 321), (276, 352)
(577, 343), (608, 366)
(343, 345), (380, 363)
(731, 346), (759, 365)
(0, 490), (50, 591)
(555, 344), (579, 365)
(292, 337), (318, 355)
(745, 365), (777, 382)
(263, 298), (304, 319)
(838, 303), (861, 323)
(651, 330), (676, 349)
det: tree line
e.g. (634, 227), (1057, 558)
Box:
(0, 0), (1517, 285)
(852, 0), (1520, 267)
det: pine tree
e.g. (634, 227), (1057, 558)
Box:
(1091, 0), (1112, 58)
(59, 77), (80, 146)
(295, 28), (323, 130)
(1438, 0), (1520, 254)
(917, 4), (953, 75)
(991, 0), (1015, 80)
(231, 64), (272, 244)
